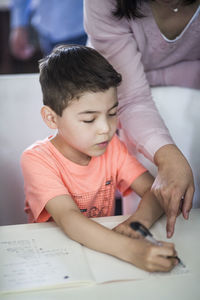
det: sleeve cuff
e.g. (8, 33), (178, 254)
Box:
(141, 134), (174, 162)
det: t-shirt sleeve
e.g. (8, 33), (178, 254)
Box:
(113, 136), (147, 196)
(21, 150), (69, 223)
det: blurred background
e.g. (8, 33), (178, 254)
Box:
(0, 0), (41, 74)
(0, 0), (87, 74)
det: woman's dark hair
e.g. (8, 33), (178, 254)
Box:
(39, 44), (121, 116)
(112, 0), (197, 20)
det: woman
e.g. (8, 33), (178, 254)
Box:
(84, 0), (200, 237)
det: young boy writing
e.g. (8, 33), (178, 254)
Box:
(21, 45), (178, 272)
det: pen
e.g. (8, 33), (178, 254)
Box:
(130, 221), (185, 267)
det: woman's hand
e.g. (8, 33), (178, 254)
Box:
(153, 144), (194, 238)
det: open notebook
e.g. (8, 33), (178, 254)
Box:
(0, 219), (188, 294)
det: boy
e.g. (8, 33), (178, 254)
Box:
(21, 45), (178, 272)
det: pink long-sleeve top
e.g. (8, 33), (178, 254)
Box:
(84, 0), (200, 161)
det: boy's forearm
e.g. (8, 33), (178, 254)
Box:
(46, 196), (133, 261)
(128, 190), (164, 229)
(47, 201), (176, 272)
(58, 209), (131, 259)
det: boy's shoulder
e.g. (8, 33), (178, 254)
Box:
(21, 136), (61, 171)
(21, 136), (55, 164)
(23, 136), (52, 154)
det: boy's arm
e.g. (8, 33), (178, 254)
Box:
(45, 194), (127, 255)
(113, 171), (164, 238)
(129, 171), (164, 228)
(45, 193), (177, 272)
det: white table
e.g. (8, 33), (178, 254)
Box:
(1, 209), (200, 300)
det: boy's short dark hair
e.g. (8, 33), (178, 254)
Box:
(39, 44), (122, 116)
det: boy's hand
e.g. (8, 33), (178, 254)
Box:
(113, 223), (178, 272)
(123, 239), (178, 272)
(113, 219), (144, 239)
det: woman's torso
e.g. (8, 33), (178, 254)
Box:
(130, 2), (200, 74)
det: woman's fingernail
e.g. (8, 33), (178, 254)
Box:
(185, 211), (189, 219)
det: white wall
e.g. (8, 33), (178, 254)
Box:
(0, 74), (199, 225)
(0, 74), (54, 225)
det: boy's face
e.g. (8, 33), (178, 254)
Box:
(52, 87), (118, 165)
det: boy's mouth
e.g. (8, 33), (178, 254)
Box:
(96, 141), (109, 148)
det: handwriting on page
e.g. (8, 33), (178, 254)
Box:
(149, 262), (189, 278)
(0, 237), (72, 292)
(0, 225), (94, 294)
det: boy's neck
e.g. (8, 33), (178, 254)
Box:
(50, 136), (91, 166)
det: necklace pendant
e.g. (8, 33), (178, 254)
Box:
(173, 7), (179, 12)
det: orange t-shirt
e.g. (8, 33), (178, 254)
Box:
(21, 135), (146, 223)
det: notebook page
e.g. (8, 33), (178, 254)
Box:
(0, 225), (94, 294)
(84, 247), (149, 283)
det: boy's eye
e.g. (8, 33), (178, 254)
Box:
(83, 119), (95, 123)
(109, 111), (117, 117)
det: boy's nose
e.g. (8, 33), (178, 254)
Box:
(97, 119), (110, 134)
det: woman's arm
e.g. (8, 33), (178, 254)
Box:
(84, 0), (194, 237)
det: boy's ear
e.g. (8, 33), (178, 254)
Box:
(41, 106), (58, 129)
